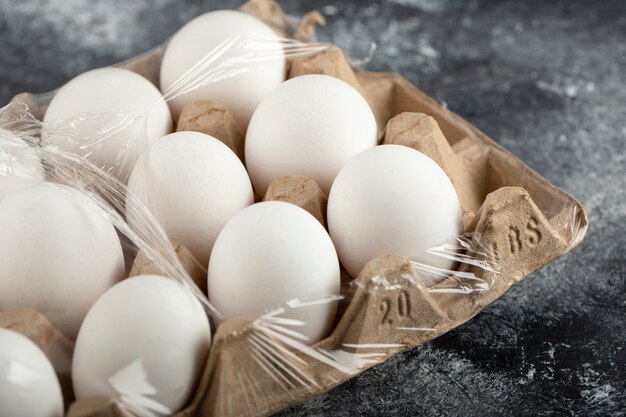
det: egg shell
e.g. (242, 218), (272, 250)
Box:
(0, 128), (44, 201)
(0, 183), (125, 339)
(208, 201), (340, 345)
(43, 68), (172, 180)
(126, 131), (254, 267)
(245, 74), (378, 195)
(327, 144), (464, 279)
(72, 275), (211, 414)
(0, 328), (64, 417)
(160, 10), (286, 127)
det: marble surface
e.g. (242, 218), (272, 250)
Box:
(1, 0), (624, 415)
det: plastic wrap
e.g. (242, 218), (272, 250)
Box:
(0, 1), (587, 417)
(0, 101), (501, 417)
(0, 101), (217, 416)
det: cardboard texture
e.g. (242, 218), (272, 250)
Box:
(129, 241), (208, 295)
(5, 1), (588, 416)
(177, 100), (246, 163)
(289, 45), (364, 96)
(66, 397), (133, 417)
(264, 175), (328, 227)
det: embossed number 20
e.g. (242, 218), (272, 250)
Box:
(379, 290), (411, 325)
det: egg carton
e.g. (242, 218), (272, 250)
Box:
(5, 0), (588, 416)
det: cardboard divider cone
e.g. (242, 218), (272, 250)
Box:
(130, 241), (208, 295)
(264, 175), (328, 227)
(177, 100), (246, 163)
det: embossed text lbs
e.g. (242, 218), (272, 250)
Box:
(508, 216), (542, 255)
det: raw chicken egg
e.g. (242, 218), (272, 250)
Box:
(0, 328), (64, 417)
(327, 145), (463, 279)
(126, 131), (254, 267)
(43, 67), (172, 180)
(72, 275), (211, 415)
(245, 74), (377, 195)
(0, 183), (125, 339)
(208, 201), (340, 344)
(160, 10), (286, 127)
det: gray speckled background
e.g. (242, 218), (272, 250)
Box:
(1, 0), (624, 415)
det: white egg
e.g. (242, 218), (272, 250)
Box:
(328, 145), (463, 279)
(0, 183), (125, 339)
(160, 10), (286, 126)
(245, 74), (378, 195)
(126, 131), (254, 266)
(43, 67), (173, 180)
(73, 275), (211, 415)
(208, 201), (340, 344)
(0, 128), (44, 201)
(0, 328), (64, 417)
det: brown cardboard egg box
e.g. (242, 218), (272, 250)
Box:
(5, 0), (587, 416)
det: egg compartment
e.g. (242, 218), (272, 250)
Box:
(3, 1), (588, 416)
(1, 106), (216, 416)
